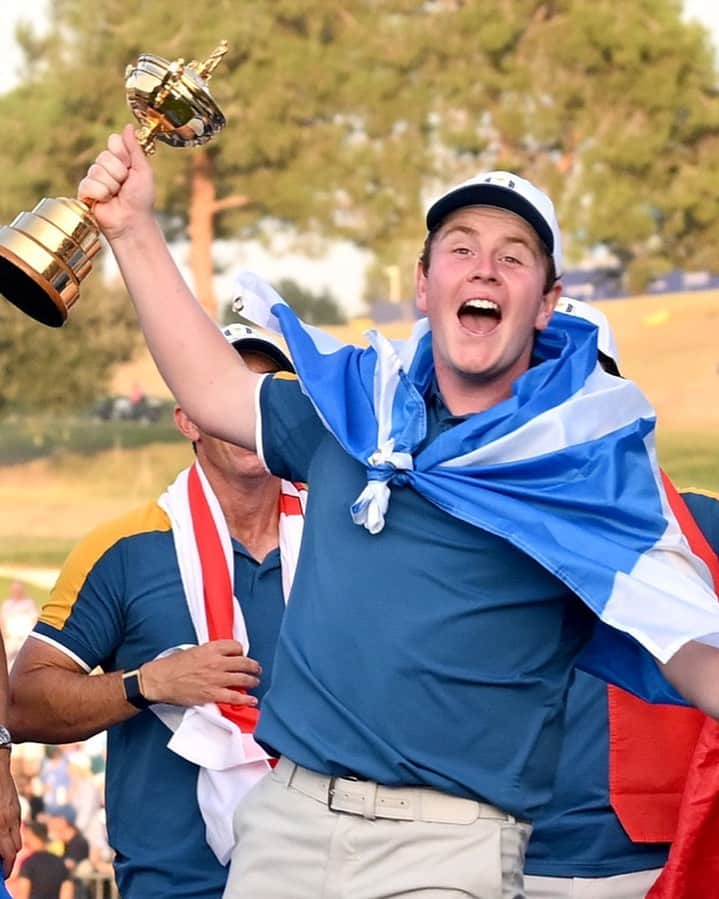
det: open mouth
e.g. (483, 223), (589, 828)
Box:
(458, 299), (502, 336)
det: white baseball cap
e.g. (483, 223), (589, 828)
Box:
(425, 170), (563, 275)
(220, 323), (294, 372)
(555, 296), (620, 373)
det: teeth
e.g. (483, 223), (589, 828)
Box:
(462, 299), (499, 312)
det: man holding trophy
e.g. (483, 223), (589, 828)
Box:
(8, 39), (719, 899)
(71, 107), (719, 899)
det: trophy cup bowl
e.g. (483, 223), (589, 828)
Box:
(0, 42), (228, 327)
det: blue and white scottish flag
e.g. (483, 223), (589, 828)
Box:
(233, 272), (719, 700)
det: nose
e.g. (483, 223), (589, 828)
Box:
(468, 252), (500, 283)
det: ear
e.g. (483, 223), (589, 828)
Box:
(416, 258), (428, 314)
(535, 280), (563, 332)
(173, 407), (201, 442)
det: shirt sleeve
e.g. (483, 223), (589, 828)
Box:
(258, 373), (328, 482)
(33, 523), (130, 672)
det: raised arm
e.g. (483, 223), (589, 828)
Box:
(9, 637), (261, 744)
(78, 125), (261, 450)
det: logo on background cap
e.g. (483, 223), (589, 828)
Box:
(483, 174), (516, 190)
(220, 323), (294, 372)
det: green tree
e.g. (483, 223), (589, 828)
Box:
(0, 279), (138, 412)
(0, 0), (453, 316)
(427, 0), (719, 290)
(274, 279), (347, 325)
(1, 0), (717, 317)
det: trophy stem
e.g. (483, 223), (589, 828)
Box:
(135, 121), (162, 156)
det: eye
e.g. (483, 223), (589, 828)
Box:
(500, 254), (522, 265)
(452, 245), (471, 255)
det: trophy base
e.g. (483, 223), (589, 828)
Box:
(0, 243), (70, 328)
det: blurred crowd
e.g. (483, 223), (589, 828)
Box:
(2, 581), (115, 897)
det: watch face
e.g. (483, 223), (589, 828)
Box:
(0, 726), (12, 747)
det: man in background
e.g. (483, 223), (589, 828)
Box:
(525, 300), (718, 898)
(75, 125), (719, 898)
(9, 327), (303, 899)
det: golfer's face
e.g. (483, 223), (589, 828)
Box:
(416, 206), (558, 399)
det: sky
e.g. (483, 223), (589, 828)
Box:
(0, 0), (48, 91)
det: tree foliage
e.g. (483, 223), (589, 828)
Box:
(0, 0), (716, 327)
(426, 0), (719, 288)
(0, 279), (139, 413)
(0, 0), (450, 314)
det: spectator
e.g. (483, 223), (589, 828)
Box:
(39, 748), (69, 812)
(15, 821), (73, 899)
(47, 806), (89, 875)
(65, 753), (100, 838)
(0, 582), (36, 668)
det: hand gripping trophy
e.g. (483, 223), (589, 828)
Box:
(0, 42), (228, 327)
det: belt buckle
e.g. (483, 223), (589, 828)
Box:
(327, 776), (337, 810)
(327, 774), (361, 811)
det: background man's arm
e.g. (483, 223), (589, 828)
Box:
(9, 637), (262, 743)
(0, 636), (20, 876)
(79, 126), (262, 449)
(660, 640), (719, 718)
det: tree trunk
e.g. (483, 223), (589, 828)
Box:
(187, 149), (218, 319)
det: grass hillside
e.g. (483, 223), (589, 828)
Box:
(0, 443), (193, 565)
(3, 290), (717, 569)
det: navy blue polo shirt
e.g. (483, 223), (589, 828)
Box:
(33, 501), (286, 899)
(526, 490), (719, 876)
(256, 373), (595, 820)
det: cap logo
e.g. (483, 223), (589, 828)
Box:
(483, 174), (516, 190)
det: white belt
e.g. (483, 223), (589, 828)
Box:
(275, 757), (521, 825)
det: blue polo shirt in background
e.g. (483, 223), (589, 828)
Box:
(257, 374), (596, 820)
(526, 490), (719, 877)
(33, 502), (285, 899)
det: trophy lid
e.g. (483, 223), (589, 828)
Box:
(125, 43), (228, 151)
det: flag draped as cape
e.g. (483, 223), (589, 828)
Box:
(234, 273), (719, 703)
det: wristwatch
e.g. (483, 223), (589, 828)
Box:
(122, 668), (153, 710)
(0, 726), (12, 751)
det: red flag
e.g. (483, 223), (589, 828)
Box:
(647, 717), (719, 898)
(608, 688), (704, 843)
(646, 476), (719, 899)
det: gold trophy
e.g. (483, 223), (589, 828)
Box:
(0, 42), (229, 327)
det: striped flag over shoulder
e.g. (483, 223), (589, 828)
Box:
(233, 272), (719, 701)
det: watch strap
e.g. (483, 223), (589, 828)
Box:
(122, 669), (152, 710)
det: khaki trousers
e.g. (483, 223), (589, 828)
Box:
(223, 757), (533, 899)
(524, 868), (661, 899)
